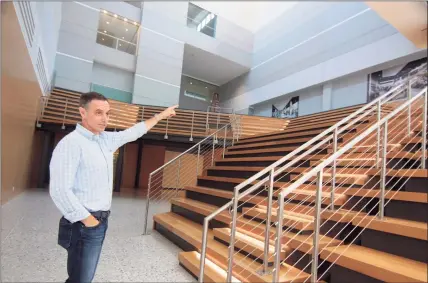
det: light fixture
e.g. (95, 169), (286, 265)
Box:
(124, 18), (128, 22)
(106, 21), (110, 24)
(205, 86), (208, 89)
(102, 38), (105, 41)
(114, 14), (118, 18)
(103, 10), (107, 14)
(134, 21), (138, 25)
(119, 44), (122, 46)
(104, 30), (107, 33)
(126, 28), (128, 31)
(122, 36), (125, 39)
(190, 82), (193, 85)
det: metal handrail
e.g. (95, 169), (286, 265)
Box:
(151, 122), (232, 176)
(273, 86), (427, 282)
(143, 116), (240, 235)
(280, 87), (426, 199)
(198, 64), (427, 282)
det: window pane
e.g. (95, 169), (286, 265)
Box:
(187, 3), (217, 38)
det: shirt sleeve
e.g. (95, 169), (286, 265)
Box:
(105, 121), (148, 151)
(49, 139), (90, 223)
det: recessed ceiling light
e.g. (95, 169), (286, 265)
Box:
(190, 82), (193, 84)
(102, 38), (105, 41)
(125, 28), (128, 31)
(122, 37), (125, 39)
(103, 10), (107, 14)
(114, 14), (118, 18)
(124, 18), (128, 22)
(205, 86), (208, 88)
(119, 44), (122, 46)
(104, 30), (107, 33)
(106, 21), (110, 24)
(134, 21), (138, 25)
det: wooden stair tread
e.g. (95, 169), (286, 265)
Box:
(213, 227), (286, 261)
(229, 137), (314, 150)
(184, 185), (268, 206)
(320, 245), (427, 282)
(352, 215), (428, 240)
(170, 198), (341, 254)
(154, 212), (310, 282)
(179, 251), (241, 282)
(235, 129), (325, 145)
(242, 207), (314, 231)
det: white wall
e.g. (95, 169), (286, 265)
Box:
(36, 2), (62, 81)
(253, 85), (323, 117)
(220, 1), (428, 113)
(92, 62), (134, 92)
(13, 2), (62, 94)
(331, 72), (367, 109)
(191, 1), (298, 33)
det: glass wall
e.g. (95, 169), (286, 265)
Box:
(96, 10), (140, 55)
(187, 3), (217, 38)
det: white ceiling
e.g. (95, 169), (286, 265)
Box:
(182, 44), (250, 86)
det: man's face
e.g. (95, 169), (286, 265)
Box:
(79, 99), (110, 134)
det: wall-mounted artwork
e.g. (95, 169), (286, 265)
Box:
(272, 96), (299, 118)
(367, 58), (427, 102)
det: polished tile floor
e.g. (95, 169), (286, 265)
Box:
(1, 190), (195, 282)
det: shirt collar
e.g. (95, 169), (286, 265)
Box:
(76, 124), (103, 141)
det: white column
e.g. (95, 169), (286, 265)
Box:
(322, 82), (333, 111)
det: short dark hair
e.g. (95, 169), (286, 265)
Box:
(79, 92), (109, 108)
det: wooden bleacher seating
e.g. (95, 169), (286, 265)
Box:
(37, 88), (288, 139)
(150, 104), (427, 282)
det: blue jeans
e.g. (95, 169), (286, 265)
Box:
(58, 211), (109, 283)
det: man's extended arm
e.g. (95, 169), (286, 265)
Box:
(49, 139), (96, 225)
(107, 105), (178, 150)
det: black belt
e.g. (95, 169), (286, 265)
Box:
(91, 210), (110, 220)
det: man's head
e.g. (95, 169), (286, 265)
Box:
(79, 92), (110, 134)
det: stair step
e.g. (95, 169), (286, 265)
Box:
(189, 181), (346, 206)
(290, 173), (369, 186)
(320, 245), (427, 282)
(170, 198), (341, 254)
(235, 129), (325, 145)
(352, 215), (427, 240)
(224, 146), (300, 157)
(179, 251), (241, 282)
(185, 185), (268, 206)
(213, 227), (287, 263)
(242, 207), (313, 231)
(229, 137), (314, 151)
(154, 212), (310, 282)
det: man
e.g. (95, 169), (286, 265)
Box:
(49, 92), (177, 282)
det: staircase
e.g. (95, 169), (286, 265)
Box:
(147, 72), (427, 282)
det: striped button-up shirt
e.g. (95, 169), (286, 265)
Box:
(49, 122), (147, 223)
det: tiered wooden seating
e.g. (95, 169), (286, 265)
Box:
(151, 103), (427, 282)
(37, 88), (288, 139)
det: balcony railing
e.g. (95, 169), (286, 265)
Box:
(96, 31), (137, 55)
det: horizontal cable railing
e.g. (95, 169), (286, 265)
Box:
(198, 63), (427, 282)
(36, 88), (286, 139)
(143, 120), (238, 235)
(273, 86), (427, 282)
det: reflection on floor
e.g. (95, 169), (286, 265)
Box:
(1, 190), (195, 282)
